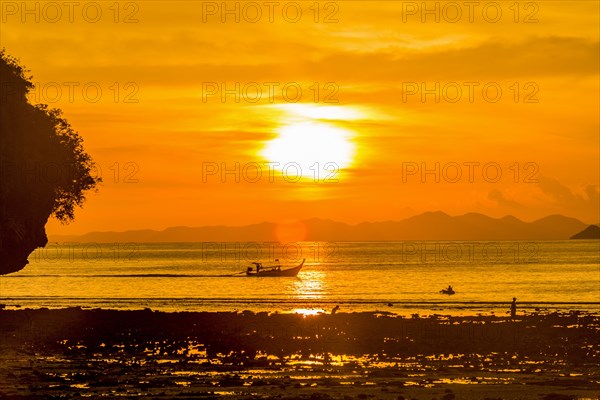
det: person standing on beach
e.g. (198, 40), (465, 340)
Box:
(510, 297), (517, 319)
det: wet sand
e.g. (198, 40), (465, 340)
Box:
(0, 308), (598, 399)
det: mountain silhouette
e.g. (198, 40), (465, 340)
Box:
(48, 212), (588, 243)
(570, 225), (600, 239)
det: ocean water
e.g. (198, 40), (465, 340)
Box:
(1, 240), (598, 315)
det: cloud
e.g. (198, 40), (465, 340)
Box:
(537, 175), (599, 221)
(488, 189), (525, 210)
(10, 35), (598, 88)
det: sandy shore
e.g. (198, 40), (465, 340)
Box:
(0, 308), (598, 399)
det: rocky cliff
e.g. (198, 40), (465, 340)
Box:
(0, 51), (100, 274)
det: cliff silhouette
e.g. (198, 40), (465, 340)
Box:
(0, 51), (100, 274)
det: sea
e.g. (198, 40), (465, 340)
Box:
(1, 240), (598, 316)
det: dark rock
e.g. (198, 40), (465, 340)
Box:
(542, 395), (576, 400)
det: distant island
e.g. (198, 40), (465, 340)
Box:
(48, 212), (591, 242)
(570, 225), (600, 239)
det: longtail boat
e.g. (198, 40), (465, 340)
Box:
(246, 259), (304, 277)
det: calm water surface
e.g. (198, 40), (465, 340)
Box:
(1, 240), (598, 315)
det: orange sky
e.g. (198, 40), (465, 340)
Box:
(1, 1), (598, 234)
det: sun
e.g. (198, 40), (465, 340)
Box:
(261, 106), (359, 180)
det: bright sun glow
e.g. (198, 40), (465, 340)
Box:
(275, 104), (364, 121)
(261, 106), (359, 179)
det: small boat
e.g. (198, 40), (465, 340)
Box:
(440, 287), (456, 295)
(246, 259), (304, 277)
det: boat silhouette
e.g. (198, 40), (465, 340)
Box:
(246, 259), (304, 277)
(440, 286), (456, 295)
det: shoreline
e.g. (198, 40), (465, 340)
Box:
(1, 308), (598, 399)
(1, 300), (598, 317)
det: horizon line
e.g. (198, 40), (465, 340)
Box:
(47, 211), (598, 237)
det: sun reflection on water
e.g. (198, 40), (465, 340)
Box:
(288, 270), (326, 300)
(291, 308), (324, 316)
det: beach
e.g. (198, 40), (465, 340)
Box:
(1, 308), (598, 399)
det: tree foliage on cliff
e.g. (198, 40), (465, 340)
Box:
(0, 49), (101, 223)
(0, 50), (101, 274)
